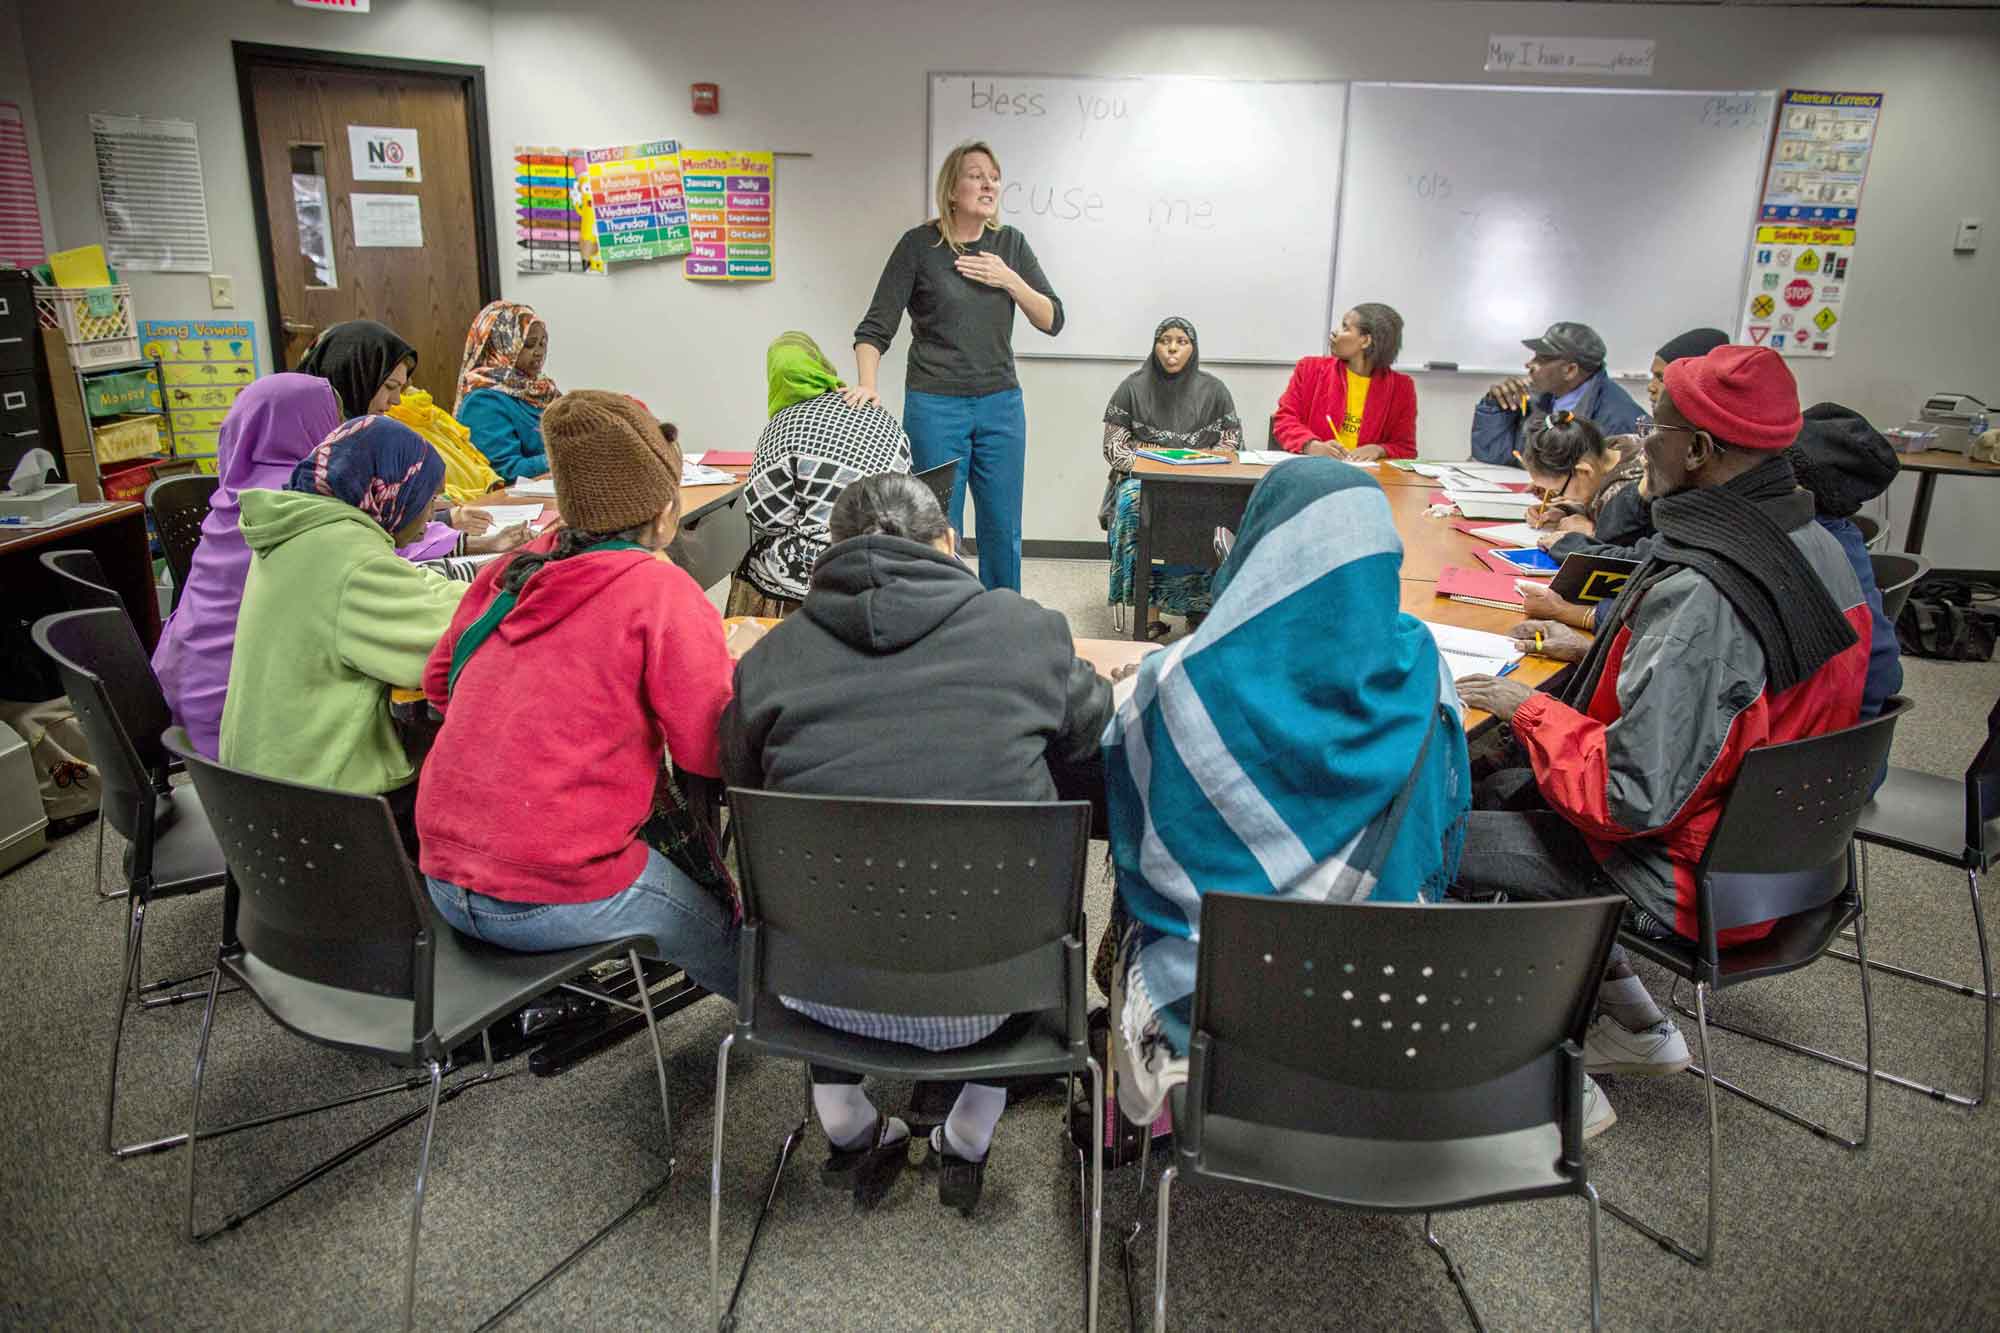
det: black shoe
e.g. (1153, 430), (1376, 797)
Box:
(928, 1126), (988, 1218)
(820, 1117), (909, 1209)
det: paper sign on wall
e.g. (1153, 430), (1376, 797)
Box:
(1758, 90), (1882, 227)
(580, 139), (690, 268)
(90, 114), (212, 272)
(681, 150), (773, 282)
(1485, 36), (1655, 77)
(348, 125), (421, 182)
(513, 146), (584, 273)
(294, 0), (370, 10)
(0, 102), (46, 269)
(137, 318), (259, 472)
(1738, 224), (1853, 359)
(352, 193), (423, 247)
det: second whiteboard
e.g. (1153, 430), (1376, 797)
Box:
(928, 73), (1346, 363)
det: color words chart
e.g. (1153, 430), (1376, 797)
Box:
(582, 139), (691, 268)
(512, 147), (583, 273)
(682, 150), (774, 282)
(137, 318), (259, 472)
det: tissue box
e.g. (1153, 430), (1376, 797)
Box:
(0, 481), (79, 520)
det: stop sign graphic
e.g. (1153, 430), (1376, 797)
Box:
(1784, 279), (1813, 309)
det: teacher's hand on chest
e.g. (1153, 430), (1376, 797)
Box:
(954, 251), (1020, 293)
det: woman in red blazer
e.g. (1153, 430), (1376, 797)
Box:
(1271, 303), (1418, 460)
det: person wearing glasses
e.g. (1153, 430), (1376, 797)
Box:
(1470, 321), (1644, 465)
(1519, 411), (1649, 548)
(1452, 345), (1872, 1095)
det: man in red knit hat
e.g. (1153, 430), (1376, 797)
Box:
(1452, 344), (1873, 1131)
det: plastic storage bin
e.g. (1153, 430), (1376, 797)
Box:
(0, 719), (49, 875)
(84, 368), (160, 418)
(99, 458), (157, 502)
(34, 284), (137, 345)
(93, 414), (165, 464)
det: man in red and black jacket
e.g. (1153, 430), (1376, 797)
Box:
(1454, 345), (1872, 1126)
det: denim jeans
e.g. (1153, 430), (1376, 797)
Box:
(425, 847), (739, 999)
(903, 387), (1027, 592)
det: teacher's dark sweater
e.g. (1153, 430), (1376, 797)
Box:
(854, 224), (1064, 396)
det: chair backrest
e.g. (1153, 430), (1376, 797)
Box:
(728, 789), (1091, 1022)
(1187, 895), (1621, 1143)
(1853, 513), (1884, 550)
(145, 473), (219, 609)
(1869, 552), (1929, 625)
(31, 609), (171, 844)
(669, 490), (752, 591)
(36, 548), (124, 613)
(913, 460), (958, 513)
(162, 728), (433, 1026)
(1697, 697), (1908, 946)
(1964, 697), (2000, 868)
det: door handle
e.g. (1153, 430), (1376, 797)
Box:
(282, 318), (317, 334)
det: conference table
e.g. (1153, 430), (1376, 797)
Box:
(1890, 448), (2000, 556)
(1126, 453), (1570, 729)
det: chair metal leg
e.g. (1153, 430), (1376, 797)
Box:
(1421, 1213), (1488, 1333)
(1605, 981), (1718, 1267)
(1826, 859), (1991, 1108)
(710, 1043), (808, 1332)
(630, 948), (675, 1156)
(92, 812), (126, 901)
(1152, 1164), (1175, 1332)
(103, 895), (144, 1156)
(401, 1063), (445, 1333)
(1582, 1182), (1603, 1333)
(708, 1033), (733, 1332)
(183, 960), (223, 1241)
(1086, 1056), (1104, 1333)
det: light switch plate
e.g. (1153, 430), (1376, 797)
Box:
(1955, 219), (1982, 253)
(209, 274), (235, 308)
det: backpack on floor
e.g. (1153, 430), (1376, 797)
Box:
(1897, 577), (2000, 662)
(0, 697), (101, 829)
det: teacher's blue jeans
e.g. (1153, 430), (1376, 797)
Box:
(425, 847), (739, 999)
(903, 387), (1027, 591)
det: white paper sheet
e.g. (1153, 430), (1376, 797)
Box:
(509, 477), (558, 497)
(1414, 464), (1507, 491)
(90, 114), (212, 271)
(1449, 490), (1537, 520)
(682, 462), (736, 485)
(466, 503), (543, 528)
(352, 193), (423, 247)
(1427, 622), (1523, 681)
(1456, 462), (1536, 485)
(1459, 521), (1545, 548)
(1233, 450), (1293, 466)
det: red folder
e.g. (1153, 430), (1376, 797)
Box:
(1437, 565), (1527, 610)
(700, 450), (754, 467)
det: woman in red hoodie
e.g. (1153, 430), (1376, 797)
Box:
(1270, 302), (1418, 461)
(415, 390), (740, 996)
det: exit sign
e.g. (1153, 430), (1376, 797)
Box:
(294, 0), (370, 11)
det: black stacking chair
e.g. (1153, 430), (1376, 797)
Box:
(1869, 552), (1929, 625)
(672, 490), (752, 591)
(38, 549), (141, 903)
(914, 458), (959, 513)
(711, 790), (1099, 1332)
(1147, 894), (1622, 1332)
(1606, 699), (1906, 1268)
(1819, 697), (2000, 1108)
(33, 609), (226, 1159)
(164, 729), (678, 1332)
(144, 472), (218, 613)
(1853, 512), (1885, 551)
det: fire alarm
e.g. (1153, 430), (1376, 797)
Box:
(692, 83), (720, 115)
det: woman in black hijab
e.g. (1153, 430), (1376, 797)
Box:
(1100, 317), (1241, 638)
(297, 320), (417, 419)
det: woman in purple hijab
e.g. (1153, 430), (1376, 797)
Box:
(152, 374), (341, 755)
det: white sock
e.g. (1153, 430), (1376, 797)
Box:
(943, 1083), (1007, 1161)
(814, 1083), (879, 1149)
(1599, 975), (1665, 1031)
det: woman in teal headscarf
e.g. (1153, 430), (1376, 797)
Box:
(1104, 457), (1471, 1125)
(727, 332), (913, 620)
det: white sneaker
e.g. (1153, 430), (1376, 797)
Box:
(1583, 1075), (1617, 1139)
(1584, 1013), (1693, 1077)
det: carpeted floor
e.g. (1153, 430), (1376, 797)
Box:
(5, 557), (1999, 1330)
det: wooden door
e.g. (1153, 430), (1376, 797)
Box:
(241, 52), (495, 407)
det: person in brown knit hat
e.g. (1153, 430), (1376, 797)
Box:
(414, 388), (742, 999)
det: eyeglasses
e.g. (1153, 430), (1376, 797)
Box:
(1545, 409), (1577, 427)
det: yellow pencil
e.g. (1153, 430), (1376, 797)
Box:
(1534, 630), (1544, 655)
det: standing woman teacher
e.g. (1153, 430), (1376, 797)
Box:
(850, 140), (1064, 591)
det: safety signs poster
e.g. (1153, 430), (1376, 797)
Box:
(581, 140), (690, 268)
(513, 146), (584, 273)
(1738, 224), (1852, 359)
(1758, 91), (1883, 227)
(682, 151), (773, 282)
(137, 319), (259, 472)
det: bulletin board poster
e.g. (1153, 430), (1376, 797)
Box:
(1758, 90), (1883, 228)
(513, 145), (583, 273)
(1737, 224), (1852, 359)
(581, 139), (690, 268)
(682, 151), (774, 282)
(137, 318), (259, 471)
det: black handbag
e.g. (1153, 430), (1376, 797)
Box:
(1897, 577), (2000, 662)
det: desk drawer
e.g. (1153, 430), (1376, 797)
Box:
(0, 371), (43, 435)
(0, 275), (32, 372)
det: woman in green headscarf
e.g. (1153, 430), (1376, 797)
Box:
(727, 332), (915, 620)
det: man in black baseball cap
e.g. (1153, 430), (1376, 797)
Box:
(1470, 320), (1646, 464)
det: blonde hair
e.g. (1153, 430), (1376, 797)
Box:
(931, 141), (1002, 253)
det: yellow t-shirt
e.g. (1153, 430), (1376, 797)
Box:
(1335, 371), (1371, 449)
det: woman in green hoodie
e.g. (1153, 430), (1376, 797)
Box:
(220, 415), (468, 849)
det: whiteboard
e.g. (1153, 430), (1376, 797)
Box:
(1331, 83), (1775, 375)
(928, 73), (1346, 363)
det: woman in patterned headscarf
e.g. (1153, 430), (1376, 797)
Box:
(1101, 316), (1242, 638)
(220, 416), (468, 849)
(726, 331), (912, 620)
(456, 300), (561, 482)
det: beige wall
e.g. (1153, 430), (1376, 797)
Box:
(13, 0), (1999, 561)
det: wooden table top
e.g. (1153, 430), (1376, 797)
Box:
(1892, 448), (2000, 477)
(0, 500), (144, 554)
(464, 464), (750, 526)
